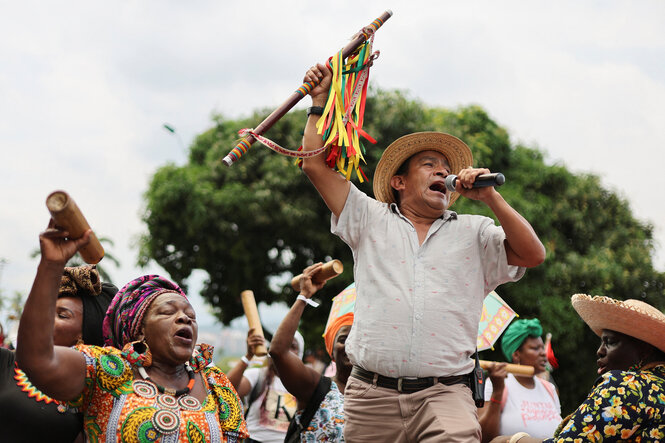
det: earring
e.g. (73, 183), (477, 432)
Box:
(189, 343), (214, 371)
(122, 340), (152, 368)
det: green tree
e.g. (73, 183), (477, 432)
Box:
(139, 88), (664, 413)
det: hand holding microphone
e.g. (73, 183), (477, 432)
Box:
(445, 172), (505, 192)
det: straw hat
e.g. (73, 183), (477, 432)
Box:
(373, 132), (473, 206)
(571, 294), (665, 353)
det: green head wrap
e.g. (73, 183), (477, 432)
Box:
(501, 318), (543, 361)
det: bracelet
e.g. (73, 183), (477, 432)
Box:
(240, 356), (251, 366)
(297, 294), (320, 307)
(509, 432), (530, 443)
(489, 396), (501, 404)
(306, 106), (325, 117)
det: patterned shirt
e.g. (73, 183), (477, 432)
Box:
(71, 344), (248, 443)
(545, 365), (665, 442)
(296, 380), (345, 442)
(332, 184), (525, 377)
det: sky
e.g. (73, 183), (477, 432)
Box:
(2, 1), (664, 338)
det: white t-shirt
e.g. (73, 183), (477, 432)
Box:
(244, 367), (297, 443)
(485, 374), (562, 439)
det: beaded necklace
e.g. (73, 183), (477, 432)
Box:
(137, 363), (195, 397)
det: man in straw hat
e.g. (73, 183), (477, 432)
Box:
(300, 64), (545, 442)
(492, 294), (665, 443)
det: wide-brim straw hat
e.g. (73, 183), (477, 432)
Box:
(571, 294), (665, 353)
(373, 132), (473, 206)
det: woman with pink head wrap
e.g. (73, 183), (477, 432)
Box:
(16, 222), (248, 442)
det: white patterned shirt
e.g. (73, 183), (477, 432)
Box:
(332, 184), (525, 378)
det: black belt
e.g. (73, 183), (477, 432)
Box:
(350, 365), (470, 394)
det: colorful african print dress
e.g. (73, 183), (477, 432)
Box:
(71, 344), (248, 443)
(296, 379), (345, 442)
(545, 365), (665, 442)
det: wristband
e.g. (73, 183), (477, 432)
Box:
(306, 106), (325, 117)
(240, 356), (251, 366)
(509, 432), (530, 443)
(489, 396), (501, 404)
(297, 294), (320, 307)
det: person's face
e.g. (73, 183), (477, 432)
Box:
(332, 325), (352, 371)
(596, 330), (646, 375)
(392, 151), (452, 215)
(141, 292), (198, 366)
(513, 336), (547, 373)
(53, 296), (83, 347)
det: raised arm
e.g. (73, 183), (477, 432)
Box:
(269, 263), (325, 409)
(226, 328), (265, 397)
(300, 63), (351, 218)
(455, 168), (546, 268)
(15, 221), (88, 401)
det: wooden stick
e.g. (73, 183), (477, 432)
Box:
(45, 190), (105, 264)
(240, 290), (267, 356)
(222, 10), (393, 166)
(480, 360), (535, 376)
(291, 259), (344, 292)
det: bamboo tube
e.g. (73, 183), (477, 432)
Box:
(45, 190), (105, 264)
(240, 290), (267, 356)
(291, 259), (344, 292)
(480, 360), (535, 376)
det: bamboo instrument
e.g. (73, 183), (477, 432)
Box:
(45, 190), (105, 264)
(480, 360), (535, 376)
(240, 290), (267, 356)
(222, 10), (393, 166)
(291, 259), (343, 292)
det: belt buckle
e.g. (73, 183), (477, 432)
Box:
(397, 377), (404, 393)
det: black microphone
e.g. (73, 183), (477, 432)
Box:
(445, 172), (505, 192)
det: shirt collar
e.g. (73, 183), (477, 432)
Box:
(390, 203), (458, 221)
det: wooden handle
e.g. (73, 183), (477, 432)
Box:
(240, 290), (267, 356)
(480, 360), (535, 376)
(291, 259), (344, 291)
(45, 190), (105, 264)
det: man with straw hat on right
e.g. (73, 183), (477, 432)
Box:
(492, 294), (665, 443)
(299, 64), (545, 442)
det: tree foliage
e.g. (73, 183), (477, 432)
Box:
(140, 88), (664, 413)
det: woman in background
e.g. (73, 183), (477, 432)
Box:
(0, 264), (116, 442)
(480, 318), (561, 442)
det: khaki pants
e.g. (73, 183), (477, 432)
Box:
(343, 375), (481, 442)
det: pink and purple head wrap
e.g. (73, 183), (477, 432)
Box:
(102, 275), (188, 349)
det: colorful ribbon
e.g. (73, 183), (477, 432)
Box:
(236, 128), (329, 158)
(314, 34), (378, 182)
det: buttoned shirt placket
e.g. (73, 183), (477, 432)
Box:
(391, 205), (457, 374)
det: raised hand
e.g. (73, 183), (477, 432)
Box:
(39, 219), (91, 266)
(245, 328), (266, 359)
(298, 262), (326, 299)
(304, 63), (332, 106)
